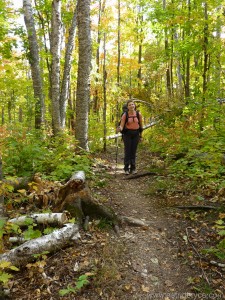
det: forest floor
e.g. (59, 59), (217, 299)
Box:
(6, 142), (225, 300)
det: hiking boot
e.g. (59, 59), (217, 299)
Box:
(125, 170), (130, 175)
(130, 169), (137, 174)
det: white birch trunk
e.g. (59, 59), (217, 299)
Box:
(75, 0), (91, 150)
(60, 7), (77, 128)
(0, 224), (80, 266)
(9, 213), (68, 226)
(0, 157), (6, 219)
(23, 0), (45, 129)
(50, 0), (62, 135)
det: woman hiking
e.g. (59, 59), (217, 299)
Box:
(117, 100), (143, 175)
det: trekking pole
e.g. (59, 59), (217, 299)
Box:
(115, 136), (119, 177)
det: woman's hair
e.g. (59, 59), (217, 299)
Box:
(126, 100), (136, 109)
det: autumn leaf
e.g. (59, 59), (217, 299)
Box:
(141, 285), (150, 292)
(0, 272), (13, 284)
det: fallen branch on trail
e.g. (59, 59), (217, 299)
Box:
(185, 227), (210, 285)
(9, 212), (69, 226)
(210, 260), (225, 268)
(105, 119), (159, 141)
(175, 205), (218, 210)
(0, 223), (80, 266)
(123, 171), (158, 179)
(118, 216), (150, 227)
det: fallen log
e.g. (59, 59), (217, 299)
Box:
(0, 223), (80, 266)
(8, 237), (26, 244)
(8, 212), (69, 226)
(175, 205), (218, 210)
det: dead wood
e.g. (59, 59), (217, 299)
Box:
(175, 205), (218, 210)
(210, 260), (225, 268)
(123, 171), (158, 179)
(54, 171), (119, 225)
(118, 216), (150, 227)
(105, 119), (159, 140)
(9, 212), (69, 226)
(0, 223), (80, 267)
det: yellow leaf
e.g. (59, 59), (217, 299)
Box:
(17, 189), (26, 194)
(141, 285), (150, 292)
(124, 284), (131, 291)
(85, 272), (95, 276)
(0, 261), (11, 269)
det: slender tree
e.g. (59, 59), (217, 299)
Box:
(199, 1), (209, 132)
(93, 0), (106, 113)
(60, 6), (77, 128)
(75, 0), (91, 150)
(103, 32), (107, 151)
(50, 0), (62, 135)
(23, 0), (45, 129)
(0, 156), (5, 219)
(137, 3), (143, 89)
(184, 0), (191, 103)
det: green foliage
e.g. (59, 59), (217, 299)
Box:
(2, 128), (48, 177)
(88, 113), (105, 151)
(202, 215), (225, 260)
(59, 274), (90, 296)
(0, 219), (6, 239)
(2, 129), (93, 180)
(146, 101), (225, 189)
(3, 222), (22, 236)
(202, 239), (225, 260)
(23, 225), (42, 240)
(32, 251), (49, 260)
(0, 261), (19, 286)
(95, 218), (113, 230)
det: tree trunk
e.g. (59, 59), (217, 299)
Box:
(103, 33), (107, 151)
(117, 0), (121, 87)
(50, 0), (62, 135)
(185, 0), (191, 103)
(0, 224), (80, 267)
(60, 6), (77, 128)
(163, 0), (172, 101)
(200, 2), (209, 132)
(75, 0), (91, 150)
(115, 0), (121, 124)
(137, 3), (143, 89)
(0, 157), (6, 219)
(93, 0), (106, 113)
(23, 0), (45, 129)
(9, 213), (68, 227)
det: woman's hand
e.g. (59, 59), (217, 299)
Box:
(116, 126), (121, 133)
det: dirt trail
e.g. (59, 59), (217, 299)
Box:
(91, 145), (200, 300)
(9, 144), (223, 300)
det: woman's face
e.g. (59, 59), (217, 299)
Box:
(127, 102), (135, 110)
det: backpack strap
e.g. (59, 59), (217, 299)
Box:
(125, 111), (129, 125)
(126, 111), (140, 124)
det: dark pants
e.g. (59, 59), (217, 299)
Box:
(123, 130), (140, 171)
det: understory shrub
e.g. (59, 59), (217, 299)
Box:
(1, 128), (92, 180)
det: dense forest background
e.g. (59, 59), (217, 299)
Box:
(1, 0), (225, 194)
(1, 1), (225, 297)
